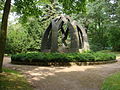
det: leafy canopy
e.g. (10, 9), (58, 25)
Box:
(14, 0), (96, 16)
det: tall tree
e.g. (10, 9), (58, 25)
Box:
(107, 0), (120, 51)
(0, 0), (11, 73)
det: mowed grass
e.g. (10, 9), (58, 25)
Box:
(101, 72), (120, 90)
(0, 68), (33, 90)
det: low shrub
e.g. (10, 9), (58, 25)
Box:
(93, 52), (116, 61)
(11, 52), (116, 63)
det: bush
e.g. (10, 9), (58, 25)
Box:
(5, 18), (45, 54)
(93, 52), (116, 61)
(11, 52), (116, 63)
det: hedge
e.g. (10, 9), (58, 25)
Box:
(11, 52), (116, 63)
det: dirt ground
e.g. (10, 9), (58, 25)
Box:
(3, 57), (120, 90)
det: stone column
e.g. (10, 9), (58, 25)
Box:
(68, 21), (79, 52)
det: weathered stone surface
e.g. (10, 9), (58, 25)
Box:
(76, 23), (90, 51)
(51, 19), (59, 52)
(51, 18), (63, 52)
(41, 15), (90, 53)
(68, 21), (79, 52)
(41, 23), (52, 51)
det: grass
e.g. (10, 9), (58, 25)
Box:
(0, 68), (33, 90)
(101, 72), (120, 90)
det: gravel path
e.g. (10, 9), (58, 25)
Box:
(3, 57), (120, 90)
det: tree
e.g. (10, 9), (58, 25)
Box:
(87, 0), (110, 51)
(58, 0), (95, 14)
(107, 0), (120, 51)
(73, 0), (120, 51)
(0, 0), (11, 73)
(14, 0), (95, 18)
(0, 0), (5, 10)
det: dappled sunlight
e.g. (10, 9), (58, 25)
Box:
(0, 69), (32, 90)
(116, 56), (120, 59)
(1, 0), (120, 89)
(3, 57), (120, 90)
(23, 65), (101, 83)
(21, 65), (108, 90)
(55, 66), (97, 72)
(28, 72), (42, 76)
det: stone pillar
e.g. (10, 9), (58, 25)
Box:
(41, 23), (52, 52)
(77, 24), (90, 51)
(68, 21), (79, 52)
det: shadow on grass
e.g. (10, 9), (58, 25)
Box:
(0, 68), (33, 90)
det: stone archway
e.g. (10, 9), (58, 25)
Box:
(41, 14), (90, 53)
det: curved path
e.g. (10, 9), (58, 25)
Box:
(3, 57), (120, 90)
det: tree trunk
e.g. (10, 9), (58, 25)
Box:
(0, 0), (11, 73)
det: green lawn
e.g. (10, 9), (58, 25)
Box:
(0, 68), (33, 90)
(101, 72), (120, 90)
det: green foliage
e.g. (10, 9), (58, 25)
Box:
(23, 17), (43, 50)
(5, 16), (50, 54)
(6, 0), (120, 54)
(14, 0), (42, 20)
(11, 52), (116, 63)
(58, 0), (95, 14)
(93, 52), (116, 61)
(88, 0), (120, 51)
(5, 23), (29, 54)
(87, 0), (110, 51)
(0, 0), (4, 10)
(101, 72), (120, 90)
(14, 0), (95, 19)
(14, 0), (62, 23)
(98, 50), (120, 59)
(72, 0), (120, 51)
(107, 0), (120, 51)
(109, 28), (120, 51)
